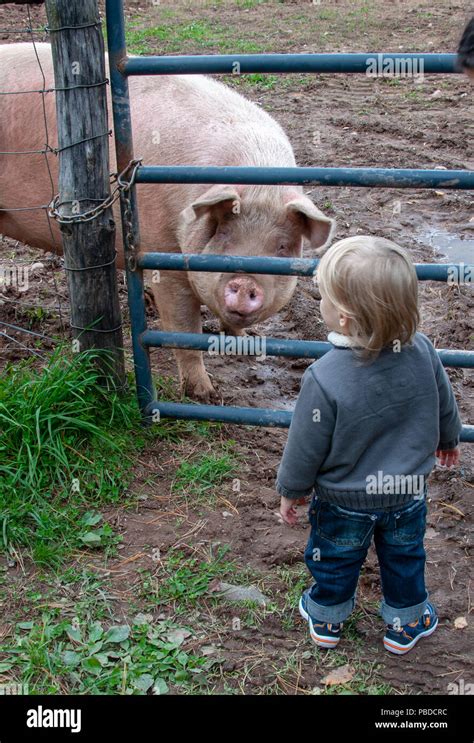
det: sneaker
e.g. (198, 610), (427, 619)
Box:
(298, 589), (343, 648)
(383, 603), (438, 655)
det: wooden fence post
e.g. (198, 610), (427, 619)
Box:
(44, 0), (125, 388)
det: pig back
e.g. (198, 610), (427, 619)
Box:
(0, 44), (297, 260)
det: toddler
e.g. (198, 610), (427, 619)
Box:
(276, 236), (462, 654)
(458, 16), (474, 80)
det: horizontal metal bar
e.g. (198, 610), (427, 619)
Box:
(138, 253), (474, 282)
(146, 401), (474, 442)
(141, 330), (474, 368)
(124, 53), (459, 76)
(136, 165), (474, 189)
(147, 400), (291, 427)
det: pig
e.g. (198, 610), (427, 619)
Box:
(0, 43), (335, 401)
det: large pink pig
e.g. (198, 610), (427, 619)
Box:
(0, 43), (335, 401)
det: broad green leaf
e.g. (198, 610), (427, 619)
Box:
(133, 674), (154, 692)
(81, 656), (102, 675)
(79, 531), (102, 547)
(66, 626), (82, 643)
(93, 653), (110, 667)
(174, 669), (188, 683)
(62, 651), (81, 667)
(152, 678), (169, 695)
(88, 623), (103, 643)
(80, 512), (102, 527)
(104, 625), (130, 643)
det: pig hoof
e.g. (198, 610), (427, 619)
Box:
(183, 376), (221, 405)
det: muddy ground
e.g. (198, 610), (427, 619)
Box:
(0, 0), (473, 694)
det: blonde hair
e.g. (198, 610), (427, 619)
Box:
(317, 236), (419, 362)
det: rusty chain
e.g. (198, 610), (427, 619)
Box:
(48, 157), (142, 226)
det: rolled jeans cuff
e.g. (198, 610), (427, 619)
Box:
(380, 591), (429, 625)
(307, 591), (356, 624)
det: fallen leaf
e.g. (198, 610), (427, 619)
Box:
(454, 616), (468, 629)
(166, 628), (192, 645)
(321, 664), (355, 687)
(201, 645), (219, 656)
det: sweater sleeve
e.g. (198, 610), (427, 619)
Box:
(433, 356), (463, 450)
(275, 366), (336, 499)
(420, 334), (463, 449)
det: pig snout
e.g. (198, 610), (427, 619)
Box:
(224, 277), (264, 318)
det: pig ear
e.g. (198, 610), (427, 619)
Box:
(286, 196), (335, 253)
(181, 185), (241, 224)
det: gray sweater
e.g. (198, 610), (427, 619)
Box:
(275, 331), (462, 510)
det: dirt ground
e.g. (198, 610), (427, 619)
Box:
(0, 0), (473, 695)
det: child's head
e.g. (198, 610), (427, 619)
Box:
(317, 235), (419, 361)
(458, 17), (474, 80)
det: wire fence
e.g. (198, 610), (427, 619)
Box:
(0, 3), (129, 360)
(1, 4), (472, 368)
(0, 3), (66, 357)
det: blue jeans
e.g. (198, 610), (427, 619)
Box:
(304, 495), (429, 625)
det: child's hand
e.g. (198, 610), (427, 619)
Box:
(435, 446), (460, 468)
(279, 496), (308, 526)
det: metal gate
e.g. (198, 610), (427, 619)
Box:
(105, 0), (474, 442)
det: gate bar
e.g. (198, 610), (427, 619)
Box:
(146, 401), (474, 443)
(123, 53), (459, 76)
(138, 253), (474, 282)
(106, 0), (473, 439)
(106, 0), (155, 412)
(141, 330), (474, 369)
(135, 165), (474, 189)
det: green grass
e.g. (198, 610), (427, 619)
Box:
(0, 348), (138, 563)
(234, 0), (270, 7)
(0, 570), (215, 694)
(136, 546), (234, 614)
(234, 73), (279, 89)
(9, 616), (208, 694)
(124, 19), (268, 57)
(126, 21), (218, 55)
(172, 447), (238, 505)
(0, 347), (221, 566)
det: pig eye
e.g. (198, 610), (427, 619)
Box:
(277, 244), (290, 256)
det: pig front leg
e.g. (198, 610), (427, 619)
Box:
(150, 271), (220, 404)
